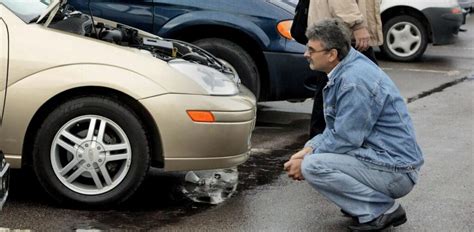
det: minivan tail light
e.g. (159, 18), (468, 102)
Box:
(451, 7), (462, 14)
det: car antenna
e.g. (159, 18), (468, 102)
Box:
(88, 1), (98, 38)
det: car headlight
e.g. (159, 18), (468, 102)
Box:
(168, 60), (239, 96)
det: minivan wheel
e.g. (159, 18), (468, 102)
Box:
(380, 15), (428, 61)
(33, 96), (150, 206)
(193, 38), (260, 99)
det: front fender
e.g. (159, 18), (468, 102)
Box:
(0, 64), (166, 166)
(157, 11), (271, 48)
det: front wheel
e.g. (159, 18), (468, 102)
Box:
(380, 15), (428, 61)
(33, 96), (150, 206)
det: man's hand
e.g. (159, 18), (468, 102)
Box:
(284, 158), (305, 181)
(353, 27), (370, 51)
(290, 146), (313, 160)
(284, 147), (312, 181)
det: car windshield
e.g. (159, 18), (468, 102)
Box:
(0, 0), (51, 23)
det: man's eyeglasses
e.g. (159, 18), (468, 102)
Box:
(306, 47), (330, 55)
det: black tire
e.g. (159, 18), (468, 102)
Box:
(32, 96), (150, 206)
(193, 38), (260, 99)
(380, 15), (428, 62)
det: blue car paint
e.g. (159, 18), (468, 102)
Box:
(69, 0), (318, 101)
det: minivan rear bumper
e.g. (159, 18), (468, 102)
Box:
(423, 7), (463, 45)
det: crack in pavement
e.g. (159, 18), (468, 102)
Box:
(407, 75), (472, 103)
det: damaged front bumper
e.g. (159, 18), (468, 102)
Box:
(0, 151), (10, 210)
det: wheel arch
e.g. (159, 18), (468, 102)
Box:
(22, 86), (164, 169)
(167, 24), (272, 101)
(381, 6), (433, 43)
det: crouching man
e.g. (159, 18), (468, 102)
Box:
(284, 19), (423, 232)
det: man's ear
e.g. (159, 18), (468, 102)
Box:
(328, 49), (339, 63)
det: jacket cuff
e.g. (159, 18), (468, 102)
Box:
(305, 134), (323, 150)
(351, 21), (368, 31)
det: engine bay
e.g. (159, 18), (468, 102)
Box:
(46, 4), (233, 75)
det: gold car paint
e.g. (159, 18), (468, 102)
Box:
(0, 19), (7, 121)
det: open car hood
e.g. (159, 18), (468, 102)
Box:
(36, 0), (62, 24)
(35, 0), (239, 84)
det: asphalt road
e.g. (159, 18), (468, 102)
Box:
(1, 15), (473, 232)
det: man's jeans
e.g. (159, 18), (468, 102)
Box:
(301, 153), (416, 223)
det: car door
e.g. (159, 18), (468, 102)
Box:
(0, 18), (8, 122)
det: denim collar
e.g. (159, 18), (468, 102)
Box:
(326, 47), (357, 88)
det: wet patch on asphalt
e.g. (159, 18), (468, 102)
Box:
(237, 110), (309, 191)
(237, 134), (307, 191)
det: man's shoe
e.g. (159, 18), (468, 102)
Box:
(348, 205), (407, 232)
(341, 209), (358, 222)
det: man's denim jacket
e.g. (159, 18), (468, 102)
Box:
(305, 48), (424, 173)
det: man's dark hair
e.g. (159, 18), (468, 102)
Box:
(305, 18), (351, 60)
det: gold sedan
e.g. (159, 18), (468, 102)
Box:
(0, 0), (256, 206)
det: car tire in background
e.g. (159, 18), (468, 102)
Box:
(193, 38), (261, 99)
(380, 15), (428, 62)
(33, 96), (150, 206)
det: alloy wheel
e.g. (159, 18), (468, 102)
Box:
(50, 115), (132, 195)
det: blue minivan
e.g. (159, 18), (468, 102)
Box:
(68, 0), (317, 101)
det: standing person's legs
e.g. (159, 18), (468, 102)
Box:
(309, 73), (328, 138)
(301, 153), (415, 223)
(359, 47), (378, 65)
